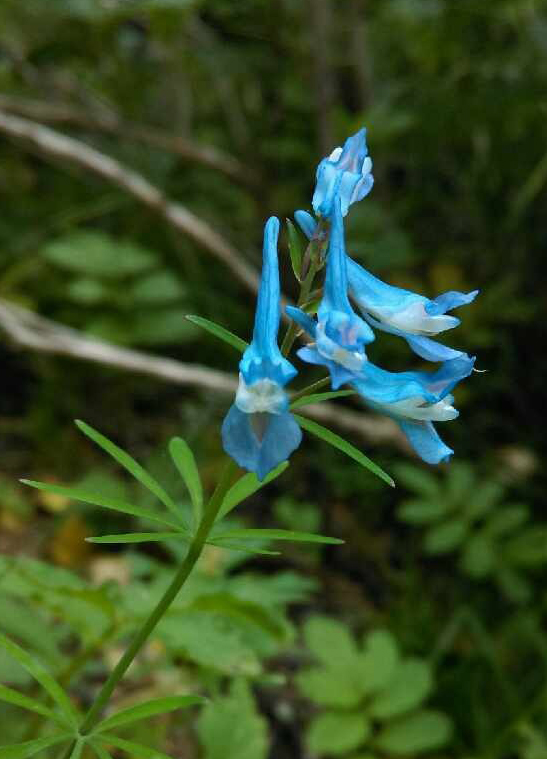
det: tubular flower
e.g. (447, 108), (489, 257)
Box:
(221, 217), (302, 480)
(286, 198), (374, 389)
(352, 356), (475, 464)
(312, 128), (373, 218)
(346, 257), (479, 362)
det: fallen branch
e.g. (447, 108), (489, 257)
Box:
(0, 109), (260, 295)
(0, 298), (406, 451)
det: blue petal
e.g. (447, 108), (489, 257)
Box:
(425, 289), (480, 316)
(296, 346), (360, 389)
(294, 210), (317, 240)
(285, 305), (317, 337)
(221, 404), (302, 481)
(364, 313), (467, 362)
(398, 420), (454, 464)
(240, 217), (297, 387)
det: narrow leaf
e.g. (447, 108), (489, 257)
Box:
(0, 684), (67, 726)
(213, 528), (343, 545)
(290, 390), (355, 409)
(95, 735), (175, 759)
(95, 695), (206, 733)
(185, 315), (247, 353)
(89, 744), (113, 759)
(168, 437), (203, 526)
(216, 462), (289, 522)
(0, 632), (79, 727)
(207, 541), (281, 557)
(0, 733), (71, 759)
(294, 414), (395, 487)
(86, 532), (187, 544)
(20, 480), (186, 533)
(286, 218), (304, 281)
(74, 420), (184, 525)
(69, 739), (84, 759)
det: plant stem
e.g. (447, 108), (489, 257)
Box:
(59, 460), (238, 752)
(290, 376), (331, 403)
(280, 263), (318, 357)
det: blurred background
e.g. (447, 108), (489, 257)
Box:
(1, 0), (546, 757)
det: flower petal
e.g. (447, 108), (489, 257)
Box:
(398, 420), (454, 464)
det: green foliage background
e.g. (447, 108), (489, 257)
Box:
(1, 0), (546, 757)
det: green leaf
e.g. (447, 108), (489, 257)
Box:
(74, 421), (184, 526)
(0, 733), (72, 758)
(207, 541), (281, 556)
(290, 390), (355, 409)
(213, 528), (343, 545)
(296, 666), (363, 708)
(485, 504), (529, 537)
(397, 499), (449, 524)
(374, 709), (452, 755)
(369, 658), (433, 719)
(20, 480), (185, 532)
(359, 629), (400, 693)
(69, 739), (84, 759)
(86, 532), (187, 544)
(393, 464), (440, 497)
(0, 632), (79, 727)
(95, 735), (174, 759)
(0, 683), (67, 726)
(190, 594), (285, 639)
(424, 518), (467, 554)
(307, 711), (371, 756)
(42, 232), (156, 278)
(460, 535), (496, 578)
(196, 679), (268, 759)
(216, 463), (289, 522)
(286, 218), (304, 281)
(90, 744), (113, 759)
(185, 315), (247, 352)
(168, 437), (203, 526)
(294, 415), (394, 487)
(128, 270), (185, 305)
(303, 616), (358, 666)
(504, 526), (547, 567)
(95, 695), (206, 733)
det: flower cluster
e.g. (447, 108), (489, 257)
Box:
(222, 129), (478, 478)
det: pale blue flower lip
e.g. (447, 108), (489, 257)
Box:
(222, 216), (302, 480)
(312, 128), (374, 218)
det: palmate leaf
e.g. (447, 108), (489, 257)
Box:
(290, 390), (355, 409)
(216, 463), (289, 522)
(0, 632), (79, 727)
(94, 695), (206, 733)
(0, 683), (67, 726)
(168, 437), (203, 526)
(74, 420), (186, 527)
(294, 414), (395, 487)
(93, 734), (175, 759)
(20, 480), (187, 533)
(86, 532), (187, 544)
(0, 733), (72, 758)
(185, 315), (248, 353)
(213, 528), (343, 545)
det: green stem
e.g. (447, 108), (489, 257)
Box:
(280, 263), (318, 357)
(59, 460), (238, 752)
(290, 376), (331, 404)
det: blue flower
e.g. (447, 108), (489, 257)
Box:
(294, 210), (478, 364)
(352, 356), (475, 464)
(221, 217), (302, 480)
(287, 199), (374, 389)
(312, 128), (374, 218)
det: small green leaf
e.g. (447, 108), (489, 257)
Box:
(0, 683), (67, 726)
(369, 658), (433, 719)
(0, 632), (78, 727)
(307, 711), (371, 756)
(95, 695), (206, 733)
(0, 733), (72, 758)
(303, 616), (358, 666)
(460, 535), (496, 578)
(296, 667), (363, 708)
(397, 499), (449, 524)
(393, 464), (440, 497)
(213, 528), (343, 545)
(374, 709), (452, 755)
(290, 390), (355, 409)
(89, 744), (113, 759)
(20, 480), (185, 533)
(359, 629), (400, 694)
(69, 739), (84, 759)
(286, 218), (304, 281)
(74, 421), (184, 526)
(207, 541), (281, 556)
(190, 594), (285, 639)
(294, 415), (394, 487)
(86, 532), (187, 544)
(95, 735), (174, 759)
(185, 315), (248, 352)
(168, 437), (203, 526)
(216, 462), (289, 522)
(424, 518), (467, 554)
